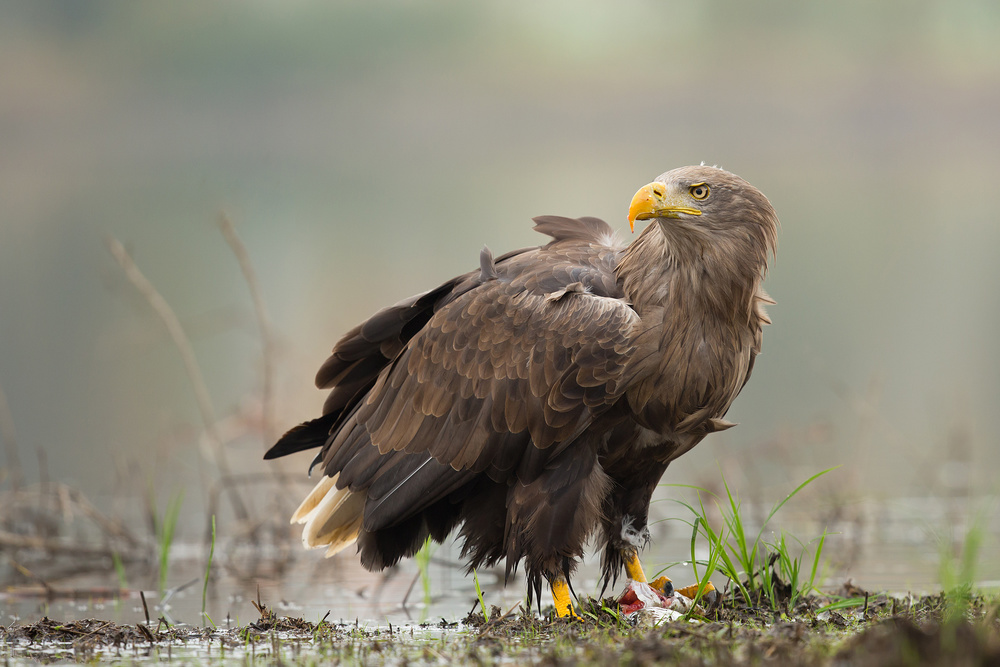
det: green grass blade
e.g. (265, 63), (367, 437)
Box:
(658, 482), (715, 496)
(815, 597), (865, 614)
(158, 489), (184, 595)
(414, 535), (435, 608)
(689, 516), (701, 583)
(753, 466), (840, 547)
(202, 514), (216, 618)
(807, 530), (829, 594)
(473, 568), (489, 623)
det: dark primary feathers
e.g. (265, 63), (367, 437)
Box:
(266, 165), (778, 608)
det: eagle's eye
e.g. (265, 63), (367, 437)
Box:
(689, 183), (710, 201)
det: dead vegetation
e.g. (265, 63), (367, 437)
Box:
(0, 215), (315, 605)
(3, 586), (999, 666)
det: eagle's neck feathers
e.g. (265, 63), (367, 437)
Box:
(616, 221), (769, 433)
(617, 222), (765, 325)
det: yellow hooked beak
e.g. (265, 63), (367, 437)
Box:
(627, 182), (702, 232)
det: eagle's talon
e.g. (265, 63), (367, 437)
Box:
(551, 578), (580, 619)
(674, 580), (715, 603)
(649, 575), (673, 597)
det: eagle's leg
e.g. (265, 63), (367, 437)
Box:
(549, 575), (580, 619)
(598, 467), (667, 595)
(511, 439), (608, 619)
(618, 530), (673, 596)
(622, 545), (647, 582)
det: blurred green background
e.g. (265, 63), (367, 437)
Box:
(2, 0), (999, 516)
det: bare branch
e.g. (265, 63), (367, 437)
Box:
(216, 214), (278, 445)
(105, 236), (248, 521)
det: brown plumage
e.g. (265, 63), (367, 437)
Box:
(265, 165), (778, 616)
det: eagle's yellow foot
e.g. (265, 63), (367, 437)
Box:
(650, 575), (674, 596)
(623, 550), (676, 595)
(624, 550), (712, 602)
(650, 575), (715, 604)
(551, 578), (581, 619)
(675, 580), (717, 604)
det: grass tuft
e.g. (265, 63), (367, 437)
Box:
(937, 510), (987, 626)
(664, 466), (838, 611)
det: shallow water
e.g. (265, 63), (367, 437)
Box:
(2, 494), (997, 629)
(1, 616), (481, 667)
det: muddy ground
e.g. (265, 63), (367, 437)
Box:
(3, 585), (999, 666)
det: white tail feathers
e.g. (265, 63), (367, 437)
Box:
(291, 474), (337, 524)
(292, 473), (367, 558)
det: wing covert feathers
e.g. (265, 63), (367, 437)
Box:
(357, 268), (639, 464)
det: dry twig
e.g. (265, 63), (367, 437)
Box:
(217, 214), (278, 446)
(106, 237), (248, 521)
